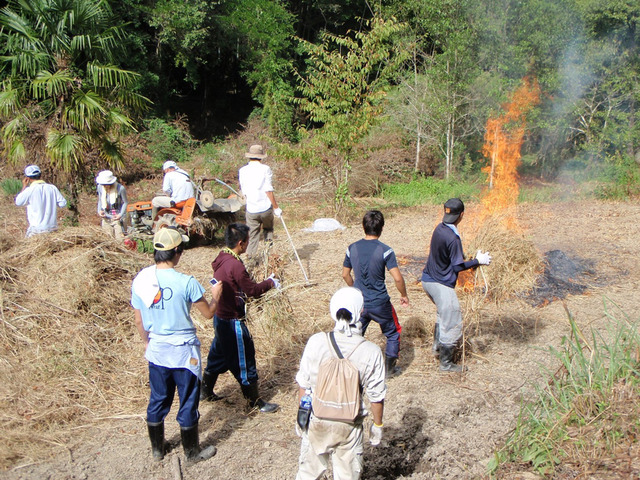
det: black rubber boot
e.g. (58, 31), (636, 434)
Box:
(432, 323), (440, 357)
(200, 372), (223, 402)
(180, 423), (216, 466)
(147, 421), (165, 461)
(240, 383), (279, 413)
(439, 344), (466, 373)
(384, 355), (401, 378)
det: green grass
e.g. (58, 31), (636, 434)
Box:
(378, 177), (482, 206)
(489, 300), (640, 477)
(1, 178), (22, 196)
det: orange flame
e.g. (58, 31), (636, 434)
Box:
(480, 77), (541, 225)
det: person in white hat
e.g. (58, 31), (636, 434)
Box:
(14, 165), (67, 237)
(238, 144), (282, 264)
(131, 227), (223, 465)
(151, 160), (195, 220)
(95, 170), (128, 240)
(294, 287), (386, 480)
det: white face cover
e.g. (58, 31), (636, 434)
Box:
(330, 287), (364, 336)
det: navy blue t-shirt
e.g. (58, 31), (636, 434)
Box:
(422, 223), (477, 288)
(343, 239), (398, 307)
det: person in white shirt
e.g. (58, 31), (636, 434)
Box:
(295, 287), (386, 480)
(15, 165), (67, 237)
(95, 170), (128, 240)
(238, 145), (282, 261)
(151, 160), (195, 219)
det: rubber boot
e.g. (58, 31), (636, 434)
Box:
(200, 372), (223, 402)
(385, 355), (401, 378)
(147, 421), (165, 461)
(240, 383), (279, 413)
(432, 323), (440, 357)
(180, 423), (217, 466)
(439, 344), (466, 373)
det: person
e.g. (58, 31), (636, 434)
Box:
(151, 160), (195, 220)
(422, 198), (492, 372)
(295, 287), (386, 480)
(95, 170), (128, 240)
(14, 164), (67, 237)
(238, 144), (282, 263)
(201, 222), (280, 413)
(131, 227), (223, 464)
(342, 210), (409, 377)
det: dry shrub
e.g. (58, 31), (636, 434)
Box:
(460, 212), (543, 336)
(0, 227), (149, 468)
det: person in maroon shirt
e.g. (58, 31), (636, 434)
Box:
(201, 223), (280, 413)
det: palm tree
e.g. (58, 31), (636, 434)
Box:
(0, 0), (149, 215)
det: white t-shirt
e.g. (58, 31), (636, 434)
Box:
(238, 160), (274, 214)
(163, 168), (195, 203)
(296, 330), (386, 414)
(15, 181), (67, 237)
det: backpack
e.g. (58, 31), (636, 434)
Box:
(312, 332), (364, 422)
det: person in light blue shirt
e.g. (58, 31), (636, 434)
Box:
(15, 165), (67, 237)
(131, 227), (222, 465)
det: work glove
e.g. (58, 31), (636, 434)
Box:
(295, 423), (303, 438)
(268, 273), (281, 290)
(273, 207), (282, 218)
(476, 250), (492, 266)
(369, 423), (383, 446)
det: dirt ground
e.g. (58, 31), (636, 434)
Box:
(4, 197), (640, 480)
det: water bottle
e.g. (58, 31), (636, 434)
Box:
(297, 391), (312, 430)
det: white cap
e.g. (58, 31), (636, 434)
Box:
(330, 287), (364, 336)
(24, 165), (41, 177)
(163, 160), (177, 171)
(95, 170), (117, 185)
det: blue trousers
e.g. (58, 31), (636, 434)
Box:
(361, 300), (402, 358)
(147, 362), (200, 428)
(204, 315), (258, 386)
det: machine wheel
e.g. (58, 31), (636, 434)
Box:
(199, 191), (215, 209)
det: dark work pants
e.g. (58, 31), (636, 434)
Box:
(361, 300), (402, 358)
(204, 315), (258, 386)
(147, 362), (200, 428)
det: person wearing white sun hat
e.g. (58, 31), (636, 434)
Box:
(15, 164), (67, 237)
(95, 170), (128, 240)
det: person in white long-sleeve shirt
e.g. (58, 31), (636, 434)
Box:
(238, 145), (282, 262)
(151, 160), (195, 219)
(295, 287), (386, 480)
(15, 165), (67, 237)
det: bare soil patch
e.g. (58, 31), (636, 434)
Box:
(2, 198), (640, 479)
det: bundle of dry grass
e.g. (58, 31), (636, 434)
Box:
(0, 227), (149, 469)
(460, 212), (543, 335)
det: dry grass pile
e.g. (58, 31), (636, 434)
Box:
(244, 241), (324, 385)
(460, 212), (544, 334)
(0, 227), (149, 469)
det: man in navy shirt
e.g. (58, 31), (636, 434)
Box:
(342, 210), (409, 377)
(422, 198), (491, 372)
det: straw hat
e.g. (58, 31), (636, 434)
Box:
(245, 145), (267, 160)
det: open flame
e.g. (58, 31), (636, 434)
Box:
(480, 77), (541, 223)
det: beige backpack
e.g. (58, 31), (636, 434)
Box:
(312, 332), (364, 422)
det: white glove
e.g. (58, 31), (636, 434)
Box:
(268, 273), (281, 289)
(273, 208), (282, 218)
(295, 423), (303, 438)
(476, 250), (492, 266)
(369, 423), (383, 446)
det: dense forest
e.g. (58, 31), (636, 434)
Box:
(1, 0), (638, 195)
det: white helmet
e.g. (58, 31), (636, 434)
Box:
(330, 287), (364, 336)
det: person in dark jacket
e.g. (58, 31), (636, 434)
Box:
(201, 223), (280, 413)
(422, 198), (492, 372)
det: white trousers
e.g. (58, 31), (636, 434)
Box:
(296, 416), (363, 480)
